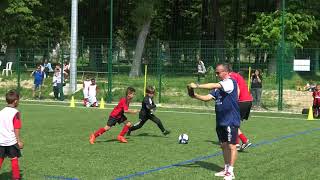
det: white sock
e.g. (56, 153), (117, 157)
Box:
(224, 164), (229, 171)
(228, 166), (234, 173)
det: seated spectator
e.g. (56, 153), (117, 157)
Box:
(83, 75), (91, 106)
(43, 59), (54, 77)
(196, 56), (206, 82)
(87, 78), (98, 107)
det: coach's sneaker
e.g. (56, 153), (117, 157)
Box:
(117, 135), (128, 143)
(89, 134), (96, 144)
(163, 130), (171, 136)
(240, 140), (252, 151)
(214, 170), (226, 177)
(236, 144), (241, 151)
(224, 172), (235, 180)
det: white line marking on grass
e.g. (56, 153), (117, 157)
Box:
(115, 127), (320, 180)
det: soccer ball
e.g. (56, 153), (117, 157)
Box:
(178, 134), (189, 144)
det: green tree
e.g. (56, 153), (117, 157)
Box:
(246, 10), (317, 72)
(0, 0), (69, 62)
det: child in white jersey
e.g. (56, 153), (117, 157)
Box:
(87, 78), (98, 107)
(83, 76), (91, 106)
(0, 89), (23, 180)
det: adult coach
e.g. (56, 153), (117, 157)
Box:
(189, 63), (240, 180)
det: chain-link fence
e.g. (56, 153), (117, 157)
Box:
(0, 40), (319, 112)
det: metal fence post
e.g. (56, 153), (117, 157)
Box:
(17, 48), (21, 93)
(157, 39), (162, 103)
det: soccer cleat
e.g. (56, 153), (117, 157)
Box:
(240, 140), (252, 151)
(163, 130), (171, 136)
(223, 172), (235, 180)
(214, 170), (226, 177)
(89, 134), (96, 144)
(236, 144), (241, 151)
(117, 136), (128, 143)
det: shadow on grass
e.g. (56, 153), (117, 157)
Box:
(96, 139), (119, 143)
(204, 140), (220, 145)
(134, 133), (165, 138)
(174, 161), (222, 172)
(0, 170), (24, 180)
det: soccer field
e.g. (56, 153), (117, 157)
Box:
(0, 103), (319, 180)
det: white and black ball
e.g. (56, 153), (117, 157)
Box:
(178, 134), (189, 144)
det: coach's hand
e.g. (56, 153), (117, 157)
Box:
(187, 85), (195, 98)
(189, 83), (198, 89)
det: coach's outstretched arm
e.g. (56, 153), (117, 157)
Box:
(189, 82), (222, 90)
(193, 93), (215, 102)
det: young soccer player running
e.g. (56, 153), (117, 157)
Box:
(89, 87), (139, 144)
(0, 89), (24, 180)
(228, 66), (252, 151)
(127, 86), (170, 136)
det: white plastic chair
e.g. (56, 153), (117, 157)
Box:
(2, 62), (13, 76)
(0, 60), (2, 67)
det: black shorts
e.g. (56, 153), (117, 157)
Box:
(107, 116), (127, 127)
(216, 126), (239, 145)
(0, 144), (21, 158)
(239, 101), (252, 120)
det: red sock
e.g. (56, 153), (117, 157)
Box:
(119, 125), (130, 136)
(0, 158), (4, 169)
(94, 128), (106, 137)
(11, 157), (20, 180)
(239, 134), (248, 144)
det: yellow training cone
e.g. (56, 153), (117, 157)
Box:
(99, 98), (105, 109)
(70, 96), (75, 108)
(307, 106), (314, 120)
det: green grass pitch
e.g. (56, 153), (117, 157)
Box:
(0, 103), (319, 180)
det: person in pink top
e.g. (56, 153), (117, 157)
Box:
(228, 66), (253, 151)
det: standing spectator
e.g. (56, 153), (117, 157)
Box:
(197, 56), (206, 82)
(189, 63), (240, 180)
(0, 89), (24, 180)
(251, 69), (263, 108)
(63, 61), (70, 79)
(52, 68), (62, 100)
(312, 84), (320, 117)
(31, 65), (45, 99)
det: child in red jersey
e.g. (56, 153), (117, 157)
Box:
(313, 84), (320, 117)
(0, 89), (23, 180)
(89, 87), (139, 144)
